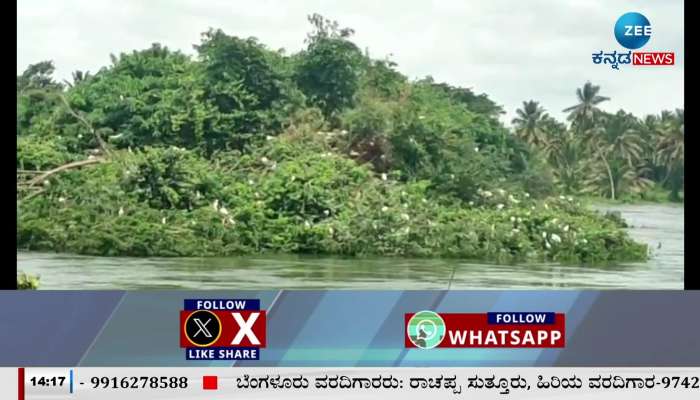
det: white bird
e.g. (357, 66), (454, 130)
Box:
(119, 94), (124, 101)
(551, 234), (562, 243)
(323, 210), (330, 216)
(381, 173), (387, 181)
(118, 207), (124, 216)
(161, 217), (167, 225)
(219, 207), (229, 216)
(381, 206), (389, 212)
(212, 200), (219, 211)
(58, 197), (66, 203)
(496, 204), (504, 210)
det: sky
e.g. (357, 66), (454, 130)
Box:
(17, 0), (684, 124)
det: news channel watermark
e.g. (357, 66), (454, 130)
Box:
(593, 11), (675, 70)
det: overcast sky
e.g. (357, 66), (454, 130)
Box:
(18, 0), (683, 124)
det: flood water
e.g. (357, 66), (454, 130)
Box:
(17, 204), (684, 290)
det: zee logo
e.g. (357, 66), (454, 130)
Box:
(615, 12), (651, 49)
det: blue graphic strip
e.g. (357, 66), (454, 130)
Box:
(1, 291), (699, 367)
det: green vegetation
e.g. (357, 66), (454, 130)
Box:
(17, 15), (668, 263)
(17, 272), (40, 289)
(514, 83), (684, 203)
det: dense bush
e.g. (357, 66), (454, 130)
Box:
(16, 16), (651, 263)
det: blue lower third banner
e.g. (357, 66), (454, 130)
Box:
(0, 291), (698, 367)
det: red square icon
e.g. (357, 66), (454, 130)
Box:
(202, 375), (218, 390)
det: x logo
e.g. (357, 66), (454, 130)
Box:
(231, 312), (260, 345)
(184, 310), (221, 346)
(192, 318), (212, 338)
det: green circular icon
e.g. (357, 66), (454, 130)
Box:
(407, 311), (445, 349)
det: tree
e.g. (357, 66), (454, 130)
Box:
(583, 157), (652, 200)
(17, 61), (63, 135)
(563, 81), (610, 132)
(543, 130), (585, 194)
(295, 14), (365, 120)
(512, 100), (548, 146)
(657, 109), (684, 201)
(17, 61), (62, 93)
(579, 112), (645, 200)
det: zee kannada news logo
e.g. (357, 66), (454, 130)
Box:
(180, 299), (266, 360)
(405, 311), (565, 349)
(593, 12), (675, 70)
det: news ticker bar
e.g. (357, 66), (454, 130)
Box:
(4, 367), (699, 399)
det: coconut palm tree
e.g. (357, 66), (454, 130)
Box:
(657, 109), (684, 201)
(583, 158), (652, 199)
(563, 81), (610, 132)
(512, 100), (548, 146)
(597, 111), (644, 165)
(63, 70), (92, 88)
(542, 128), (585, 194)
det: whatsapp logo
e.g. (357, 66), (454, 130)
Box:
(407, 311), (446, 349)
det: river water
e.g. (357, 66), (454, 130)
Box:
(17, 204), (684, 290)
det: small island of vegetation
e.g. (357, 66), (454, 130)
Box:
(17, 15), (683, 272)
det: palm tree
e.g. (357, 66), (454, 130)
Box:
(599, 111), (644, 165)
(583, 158), (652, 199)
(580, 111), (644, 200)
(512, 100), (548, 146)
(62, 70), (92, 88)
(563, 82), (610, 132)
(542, 128), (585, 194)
(657, 109), (684, 201)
